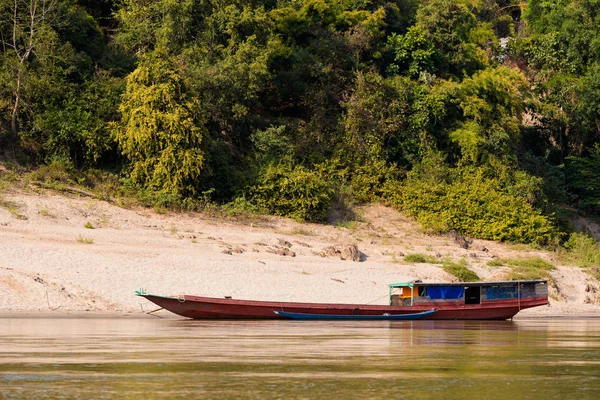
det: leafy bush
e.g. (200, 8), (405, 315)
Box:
(77, 169), (128, 201)
(341, 73), (425, 169)
(397, 165), (558, 245)
(442, 259), (479, 282)
(222, 197), (263, 218)
(349, 160), (404, 204)
(137, 189), (185, 210)
(26, 160), (76, 186)
(563, 232), (600, 268)
(250, 163), (333, 222)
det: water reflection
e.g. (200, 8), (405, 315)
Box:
(1, 316), (600, 399)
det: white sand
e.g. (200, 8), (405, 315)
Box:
(0, 190), (599, 317)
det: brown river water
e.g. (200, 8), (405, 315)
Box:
(1, 316), (599, 399)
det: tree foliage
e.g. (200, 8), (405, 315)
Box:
(565, 144), (600, 213)
(397, 161), (558, 245)
(2, 0), (600, 242)
(114, 51), (204, 195)
(250, 162), (333, 222)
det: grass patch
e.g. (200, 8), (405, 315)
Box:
(153, 206), (169, 215)
(0, 168), (19, 191)
(587, 267), (600, 282)
(500, 257), (555, 280)
(76, 235), (94, 244)
(504, 257), (554, 269)
(98, 214), (110, 226)
(336, 219), (359, 230)
(487, 257), (555, 280)
(0, 198), (27, 220)
(84, 221), (95, 229)
(404, 253), (439, 264)
(442, 259), (479, 282)
(487, 259), (504, 267)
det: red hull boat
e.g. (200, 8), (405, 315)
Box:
(137, 280), (548, 320)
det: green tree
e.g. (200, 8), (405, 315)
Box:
(342, 71), (426, 167)
(444, 66), (531, 165)
(565, 144), (600, 213)
(413, 0), (494, 78)
(0, 0), (66, 146)
(115, 0), (197, 55)
(387, 25), (439, 77)
(23, 71), (123, 166)
(519, 0), (600, 156)
(114, 50), (205, 195)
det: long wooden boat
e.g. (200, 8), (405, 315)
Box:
(273, 309), (437, 320)
(136, 279), (548, 320)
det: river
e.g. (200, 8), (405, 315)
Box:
(1, 316), (599, 399)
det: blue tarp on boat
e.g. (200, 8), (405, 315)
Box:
(426, 286), (464, 299)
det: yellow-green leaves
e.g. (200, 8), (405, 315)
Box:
(250, 163), (333, 222)
(448, 66), (530, 164)
(398, 164), (558, 245)
(115, 51), (205, 195)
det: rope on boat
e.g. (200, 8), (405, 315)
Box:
(178, 293), (186, 302)
(365, 294), (389, 304)
(147, 307), (164, 314)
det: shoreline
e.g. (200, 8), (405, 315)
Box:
(0, 309), (599, 320)
(2, 191), (600, 316)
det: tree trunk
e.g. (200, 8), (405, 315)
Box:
(11, 66), (22, 139)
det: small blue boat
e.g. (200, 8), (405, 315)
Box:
(273, 309), (437, 320)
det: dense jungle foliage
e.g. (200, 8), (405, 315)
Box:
(1, 0), (600, 245)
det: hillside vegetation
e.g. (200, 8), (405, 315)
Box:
(1, 0), (600, 249)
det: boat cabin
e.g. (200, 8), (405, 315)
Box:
(388, 280), (548, 306)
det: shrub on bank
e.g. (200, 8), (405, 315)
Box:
(563, 232), (600, 268)
(395, 167), (558, 245)
(442, 259), (479, 282)
(250, 163), (333, 222)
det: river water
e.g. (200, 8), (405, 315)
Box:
(1, 316), (599, 399)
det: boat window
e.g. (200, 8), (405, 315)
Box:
(418, 287), (427, 297)
(465, 286), (481, 304)
(426, 286), (464, 300)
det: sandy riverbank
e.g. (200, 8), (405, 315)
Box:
(1, 190), (599, 317)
